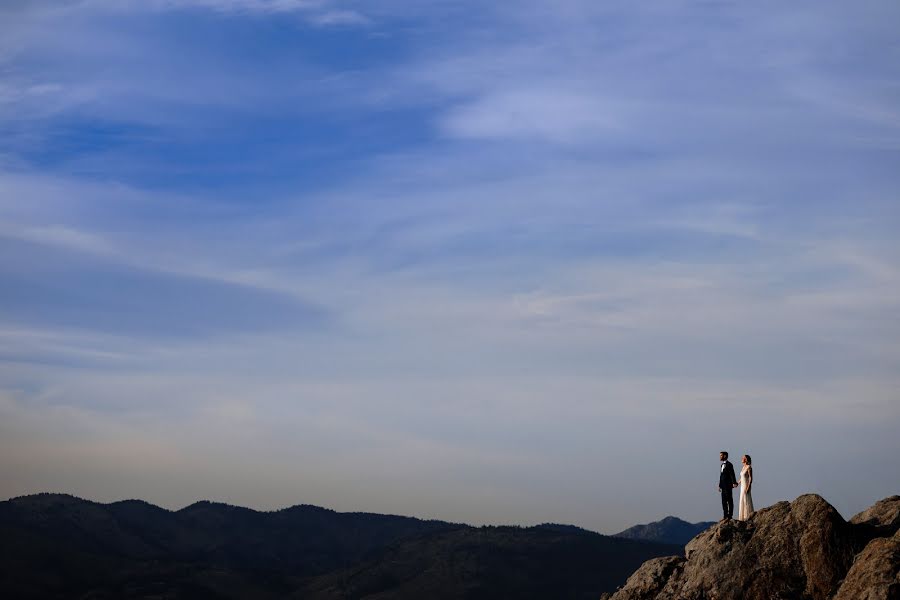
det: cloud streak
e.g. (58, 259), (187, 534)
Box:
(0, 0), (898, 531)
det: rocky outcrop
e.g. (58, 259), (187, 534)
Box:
(833, 529), (900, 600)
(850, 495), (900, 534)
(609, 494), (900, 600)
(605, 556), (685, 600)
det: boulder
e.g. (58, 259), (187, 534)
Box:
(608, 556), (684, 600)
(608, 494), (891, 600)
(832, 529), (900, 600)
(850, 495), (900, 535)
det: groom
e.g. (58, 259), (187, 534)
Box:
(718, 451), (738, 520)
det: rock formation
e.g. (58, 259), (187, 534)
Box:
(850, 496), (900, 533)
(608, 494), (899, 600)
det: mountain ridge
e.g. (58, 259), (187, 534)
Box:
(10, 491), (893, 599)
(614, 515), (716, 546)
(0, 492), (680, 599)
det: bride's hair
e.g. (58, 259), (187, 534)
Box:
(743, 454), (752, 465)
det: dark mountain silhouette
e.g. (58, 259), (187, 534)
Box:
(303, 525), (678, 599)
(0, 493), (679, 599)
(614, 516), (715, 546)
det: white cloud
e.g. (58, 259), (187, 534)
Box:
(1, 0), (899, 529)
(167, 0), (319, 12)
(440, 88), (627, 144)
(16, 225), (115, 255)
(92, 0), (325, 15)
(125, 0), (375, 28)
(309, 9), (370, 26)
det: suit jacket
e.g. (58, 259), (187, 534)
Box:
(719, 461), (737, 489)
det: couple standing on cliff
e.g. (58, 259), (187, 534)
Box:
(718, 451), (754, 521)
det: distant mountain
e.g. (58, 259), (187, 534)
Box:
(1, 493), (680, 599)
(614, 516), (715, 546)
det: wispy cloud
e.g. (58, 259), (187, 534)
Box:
(309, 9), (370, 27)
(440, 88), (627, 144)
(1, 0), (898, 530)
(148, 0), (373, 27)
(152, 0), (324, 14)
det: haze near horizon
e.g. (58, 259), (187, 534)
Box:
(1, 0), (898, 533)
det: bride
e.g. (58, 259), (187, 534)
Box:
(738, 454), (754, 521)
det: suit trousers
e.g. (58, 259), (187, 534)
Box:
(721, 487), (734, 519)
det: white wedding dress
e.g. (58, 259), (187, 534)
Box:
(738, 465), (754, 521)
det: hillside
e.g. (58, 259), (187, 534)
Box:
(302, 525), (678, 599)
(615, 516), (716, 546)
(606, 494), (900, 600)
(0, 493), (459, 598)
(0, 493), (679, 599)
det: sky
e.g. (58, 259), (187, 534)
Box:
(1, 0), (898, 533)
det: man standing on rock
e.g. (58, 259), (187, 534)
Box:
(718, 451), (738, 520)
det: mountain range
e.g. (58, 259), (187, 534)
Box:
(0, 493), (680, 599)
(9, 492), (892, 599)
(614, 516), (716, 546)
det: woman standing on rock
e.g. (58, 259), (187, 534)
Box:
(738, 455), (754, 521)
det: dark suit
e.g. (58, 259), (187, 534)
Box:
(719, 460), (738, 518)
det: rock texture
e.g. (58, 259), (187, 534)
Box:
(606, 556), (685, 600)
(850, 495), (900, 534)
(833, 529), (900, 600)
(609, 494), (900, 600)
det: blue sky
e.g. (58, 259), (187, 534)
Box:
(1, 0), (899, 532)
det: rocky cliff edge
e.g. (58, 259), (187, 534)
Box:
(605, 494), (899, 600)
